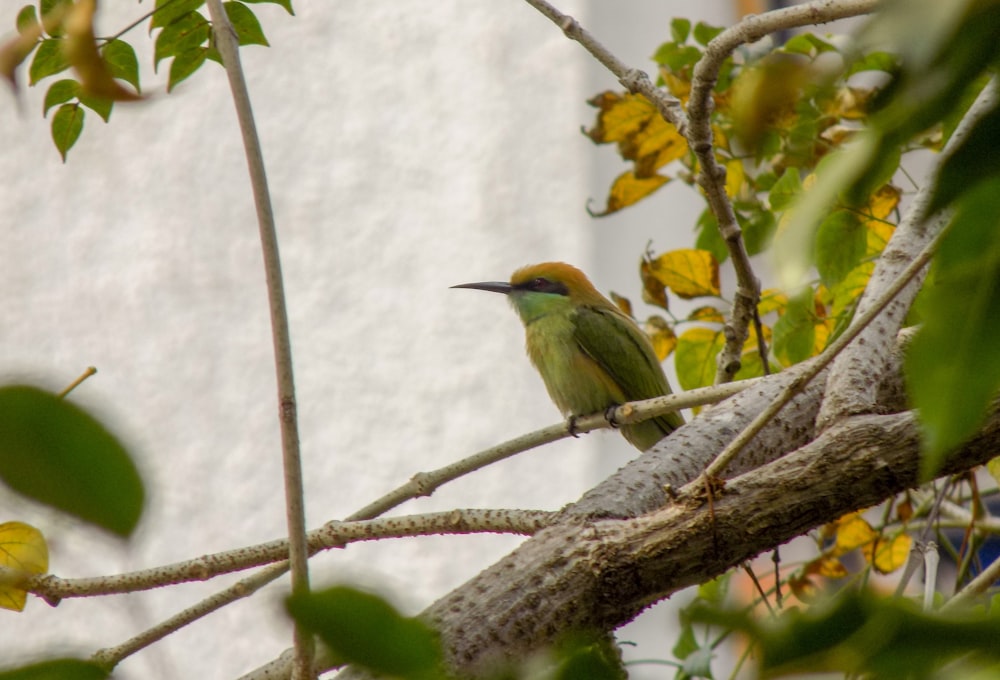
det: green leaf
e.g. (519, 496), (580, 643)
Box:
(50, 103), (83, 162)
(768, 167), (802, 211)
(287, 586), (442, 679)
(693, 21), (724, 46)
(694, 208), (727, 265)
(815, 210), (866, 287)
(739, 205), (776, 256)
(39, 0), (71, 36)
(224, 1), (269, 47)
(150, 0), (205, 30)
(773, 289), (815, 366)
(29, 38), (70, 85)
(552, 638), (622, 680)
(154, 11), (210, 70)
(101, 39), (140, 92)
(651, 42), (702, 71)
(906, 177), (1000, 478)
(239, 0), (295, 16)
(930, 97), (1000, 214)
(0, 385), (144, 536)
(0, 658), (106, 680)
(78, 93), (112, 122)
(690, 590), (1000, 677)
(671, 619), (699, 660)
(167, 47), (208, 92)
(670, 17), (690, 44)
(675, 327), (725, 391)
(43, 78), (79, 116)
(16, 5), (38, 34)
(846, 50), (899, 76)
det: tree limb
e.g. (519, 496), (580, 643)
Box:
(205, 1), (312, 675)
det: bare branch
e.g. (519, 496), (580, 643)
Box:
(521, 0), (686, 135)
(21, 509), (552, 602)
(204, 0), (313, 675)
(349, 378), (760, 520)
(688, 0), (879, 384)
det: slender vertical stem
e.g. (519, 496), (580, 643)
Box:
(203, 2), (313, 677)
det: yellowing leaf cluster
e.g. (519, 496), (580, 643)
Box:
(0, 521), (48, 612)
(586, 92), (689, 215)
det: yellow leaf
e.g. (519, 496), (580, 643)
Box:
(688, 305), (725, 323)
(609, 291), (633, 318)
(648, 249), (721, 299)
(586, 92), (654, 144)
(812, 556), (849, 578)
(661, 70), (691, 103)
(633, 115), (687, 172)
(640, 258), (669, 310)
(592, 171), (669, 216)
(826, 85), (877, 121)
(865, 533), (912, 574)
(987, 456), (1000, 487)
(644, 316), (677, 361)
(833, 512), (876, 553)
(757, 289), (788, 316)
(788, 572), (818, 603)
(859, 184), (900, 255)
(830, 261), (875, 322)
(725, 158), (745, 199)
(0, 521), (48, 612)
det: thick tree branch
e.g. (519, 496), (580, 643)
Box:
(324, 407), (1000, 678)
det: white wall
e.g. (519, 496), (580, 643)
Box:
(0, 2), (729, 677)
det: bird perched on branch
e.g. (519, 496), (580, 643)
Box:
(453, 262), (682, 450)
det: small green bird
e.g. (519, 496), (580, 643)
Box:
(453, 262), (682, 450)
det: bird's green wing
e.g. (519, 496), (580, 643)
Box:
(573, 305), (684, 432)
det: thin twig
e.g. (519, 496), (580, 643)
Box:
(521, 0), (686, 134)
(57, 366), (96, 398)
(349, 377), (760, 521)
(702, 229), (942, 480)
(92, 561), (290, 670)
(76, 378), (755, 669)
(23, 509), (554, 600)
(689, 0), (879, 384)
(203, 1), (313, 676)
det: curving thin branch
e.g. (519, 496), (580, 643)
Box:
(688, 0), (879, 384)
(203, 1), (312, 676)
(521, 0), (687, 133)
(20, 509), (554, 601)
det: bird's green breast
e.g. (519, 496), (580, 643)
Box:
(521, 307), (628, 418)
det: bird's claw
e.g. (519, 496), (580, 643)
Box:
(567, 415), (581, 438)
(604, 405), (621, 429)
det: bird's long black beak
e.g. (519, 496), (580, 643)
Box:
(451, 281), (512, 295)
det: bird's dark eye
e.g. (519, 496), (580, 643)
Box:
(522, 277), (569, 296)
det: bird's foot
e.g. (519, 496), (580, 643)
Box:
(604, 405), (621, 429)
(566, 415), (581, 438)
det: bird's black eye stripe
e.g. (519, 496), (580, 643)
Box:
(513, 277), (569, 296)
